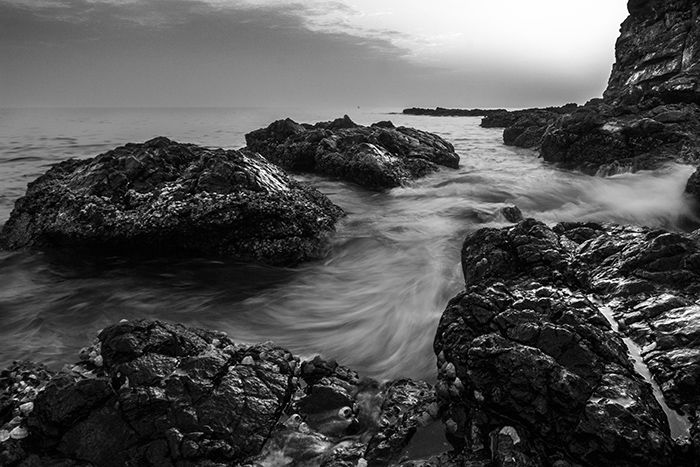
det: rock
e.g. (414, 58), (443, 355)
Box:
(605, 0), (700, 106)
(539, 103), (700, 173)
(499, 205), (524, 223)
(0, 137), (343, 265)
(1, 320), (440, 466)
(435, 219), (700, 465)
(245, 116), (459, 189)
(402, 107), (508, 118)
(686, 166), (700, 201)
(524, 0), (700, 175)
(473, 104), (579, 149)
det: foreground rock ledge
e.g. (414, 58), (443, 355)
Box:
(0, 319), (440, 466)
(245, 115), (460, 190)
(0, 137), (343, 265)
(436, 218), (700, 466)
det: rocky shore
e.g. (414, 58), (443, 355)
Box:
(0, 320), (440, 466)
(472, 0), (700, 182)
(245, 115), (459, 190)
(2, 0), (700, 465)
(435, 219), (700, 466)
(2, 217), (699, 466)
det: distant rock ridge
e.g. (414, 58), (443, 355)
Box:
(0, 137), (343, 265)
(402, 107), (507, 117)
(245, 115), (460, 190)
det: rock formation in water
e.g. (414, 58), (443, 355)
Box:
(245, 116), (460, 190)
(402, 107), (507, 117)
(0, 319), (440, 466)
(435, 218), (700, 465)
(3, 218), (700, 466)
(0, 137), (343, 265)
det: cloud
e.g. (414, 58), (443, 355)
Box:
(0, 0), (626, 108)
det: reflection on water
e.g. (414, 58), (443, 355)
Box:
(0, 108), (697, 379)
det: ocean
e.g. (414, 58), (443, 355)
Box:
(0, 106), (696, 381)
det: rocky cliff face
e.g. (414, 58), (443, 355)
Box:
(605, 0), (700, 105)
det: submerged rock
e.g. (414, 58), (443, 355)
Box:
(245, 116), (459, 189)
(0, 137), (343, 265)
(435, 219), (700, 465)
(0, 320), (440, 466)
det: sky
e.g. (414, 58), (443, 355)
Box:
(0, 0), (629, 109)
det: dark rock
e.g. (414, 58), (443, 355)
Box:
(479, 104), (579, 149)
(539, 103), (700, 173)
(435, 219), (700, 465)
(245, 116), (459, 189)
(402, 107), (507, 117)
(499, 205), (524, 223)
(605, 0), (700, 106)
(1, 320), (441, 466)
(527, 0), (700, 176)
(0, 137), (344, 265)
(686, 166), (700, 200)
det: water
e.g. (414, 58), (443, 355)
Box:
(0, 107), (698, 381)
(596, 300), (692, 439)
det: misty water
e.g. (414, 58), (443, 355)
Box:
(0, 107), (698, 381)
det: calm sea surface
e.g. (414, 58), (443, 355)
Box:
(0, 107), (696, 380)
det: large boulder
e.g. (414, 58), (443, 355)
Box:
(435, 219), (700, 465)
(0, 137), (344, 265)
(245, 116), (459, 190)
(0, 320), (441, 466)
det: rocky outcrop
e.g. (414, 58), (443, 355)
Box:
(245, 116), (459, 190)
(605, 0), (700, 106)
(0, 320), (441, 466)
(0, 137), (343, 265)
(541, 102), (700, 174)
(435, 219), (700, 466)
(480, 104), (579, 149)
(532, 0), (700, 176)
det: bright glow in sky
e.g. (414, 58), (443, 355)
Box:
(0, 0), (630, 108)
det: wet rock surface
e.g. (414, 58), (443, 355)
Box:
(435, 218), (700, 466)
(0, 137), (344, 265)
(472, 1), (700, 181)
(480, 104), (579, 150)
(540, 101), (700, 174)
(533, 0), (700, 176)
(245, 115), (459, 190)
(0, 320), (442, 466)
(605, 0), (700, 106)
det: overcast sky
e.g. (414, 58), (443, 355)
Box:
(0, 0), (629, 108)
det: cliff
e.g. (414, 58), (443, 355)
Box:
(605, 0), (700, 104)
